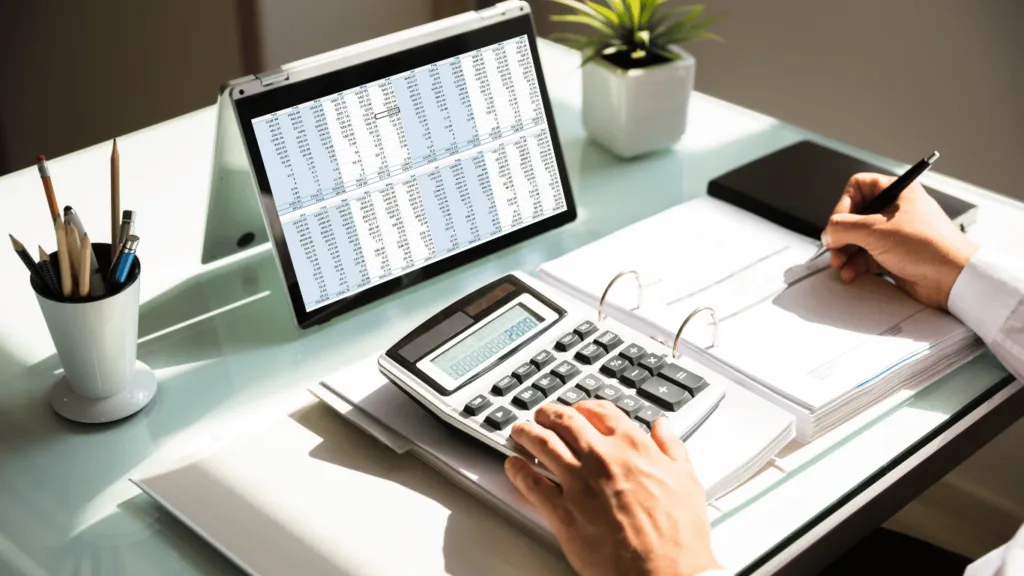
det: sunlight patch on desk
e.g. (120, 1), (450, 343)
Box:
(137, 290), (271, 345)
(678, 97), (779, 153)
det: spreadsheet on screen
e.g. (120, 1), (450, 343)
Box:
(252, 35), (568, 312)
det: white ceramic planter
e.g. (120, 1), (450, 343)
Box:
(582, 47), (695, 159)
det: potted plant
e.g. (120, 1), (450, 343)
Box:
(550, 1), (722, 158)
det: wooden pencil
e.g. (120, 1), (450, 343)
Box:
(67, 222), (81, 285)
(55, 220), (72, 299)
(36, 156), (61, 224)
(8, 234), (47, 290)
(78, 236), (92, 298)
(37, 246), (61, 295)
(111, 139), (120, 260)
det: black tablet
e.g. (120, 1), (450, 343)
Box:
(229, 2), (576, 328)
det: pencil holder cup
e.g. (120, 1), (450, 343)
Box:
(32, 243), (156, 424)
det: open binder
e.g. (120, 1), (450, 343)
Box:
(537, 196), (984, 440)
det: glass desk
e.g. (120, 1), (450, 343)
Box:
(0, 40), (1020, 575)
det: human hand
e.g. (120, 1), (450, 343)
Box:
(504, 400), (719, 576)
(821, 173), (978, 309)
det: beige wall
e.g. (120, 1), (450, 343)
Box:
(533, 0), (1024, 201)
(256, 0), (435, 68)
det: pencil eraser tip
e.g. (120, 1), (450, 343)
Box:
(36, 155), (46, 162)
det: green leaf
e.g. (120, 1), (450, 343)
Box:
(630, 48), (647, 59)
(639, 0), (667, 26)
(648, 46), (680, 60)
(625, 0), (641, 30)
(551, 13), (617, 36)
(603, 0), (627, 15)
(548, 0), (615, 26)
(586, 1), (621, 26)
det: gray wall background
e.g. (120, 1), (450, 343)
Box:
(532, 0), (1024, 201)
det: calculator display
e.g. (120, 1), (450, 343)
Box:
(432, 304), (541, 381)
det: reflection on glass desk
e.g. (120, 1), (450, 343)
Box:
(0, 40), (1020, 576)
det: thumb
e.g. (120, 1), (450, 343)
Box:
(821, 212), (885, 251)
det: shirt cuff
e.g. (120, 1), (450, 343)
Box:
(948, 248), (1023, 343)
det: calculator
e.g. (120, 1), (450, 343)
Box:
(379, 273), (726, 462)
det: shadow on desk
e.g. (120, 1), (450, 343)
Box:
(297, 402), (573, 576)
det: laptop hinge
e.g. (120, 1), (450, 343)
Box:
(256, 68), (289, 87)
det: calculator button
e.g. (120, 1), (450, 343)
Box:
(638, 377), (692, 411)
(554, 333), (582, 352)
(512, 362), (538, 383)
(575, 374), (604, 397)
(573, 320), (599, 340)
(638, 353), (667, 375)
(658, 364), (709, 396)
(551, 360), (581, 383)
(574, 342), (606, 365)
(464, 394), (492, 416)
(558, 388), (587, 406)
(530, 350), (555, 370)
(619, 366), (652, 389)
(484, 407), (518, 430)
(619, 343), (647, 364)
(599, 356), (630, 378)
(635, 405), (664, 428)
(512, 387), (544, 410)
(532, 373), (564, 397)
(596, 384), (623, 402)
(491, 376), (519, 397)
(593, 330), (623, 352)
(614, 395), (645, 417)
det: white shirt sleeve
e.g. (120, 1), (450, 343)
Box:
(947, 248), (1024, 576)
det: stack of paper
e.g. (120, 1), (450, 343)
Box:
(537, 197), (983, 440)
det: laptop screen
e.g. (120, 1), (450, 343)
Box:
(250, 34), (568, 313)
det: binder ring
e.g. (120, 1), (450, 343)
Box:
(672, 306), (718, 357)
(597, 270), (642, 322)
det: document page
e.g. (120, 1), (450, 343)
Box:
(538, 197), (819, 331)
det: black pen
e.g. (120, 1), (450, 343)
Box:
(809, 151), (940, 262)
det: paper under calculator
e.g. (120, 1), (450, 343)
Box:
(379, 272), (726, 460)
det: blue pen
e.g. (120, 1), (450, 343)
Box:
(106, 235), (139, 291)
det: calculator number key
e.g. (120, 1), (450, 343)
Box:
(512, 387), (544, 410)
(574, 342), (606, 365)
(491, 376), (519, 397)
(575, 374), (604, 397)
(593, 330), (622, 352)
(600, 356), (630, 378)
(554, 332), (582, 352)
(638, 377), (692, 411)
(596, 384), (623, 402)
(532, 373), (564, 397)
(619, 343), (646, 364)
(512, 362), (538, 383)
(463, 394), (492, 416)
(558, 388), (587, 406)
(573, 320), (599, 340)
(484, 407), (518, 430)
(530, 350), (555, 370)
(551, 360), (581, 383)
(614, 395), (645, 417)
(658, 363), (710, 396)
